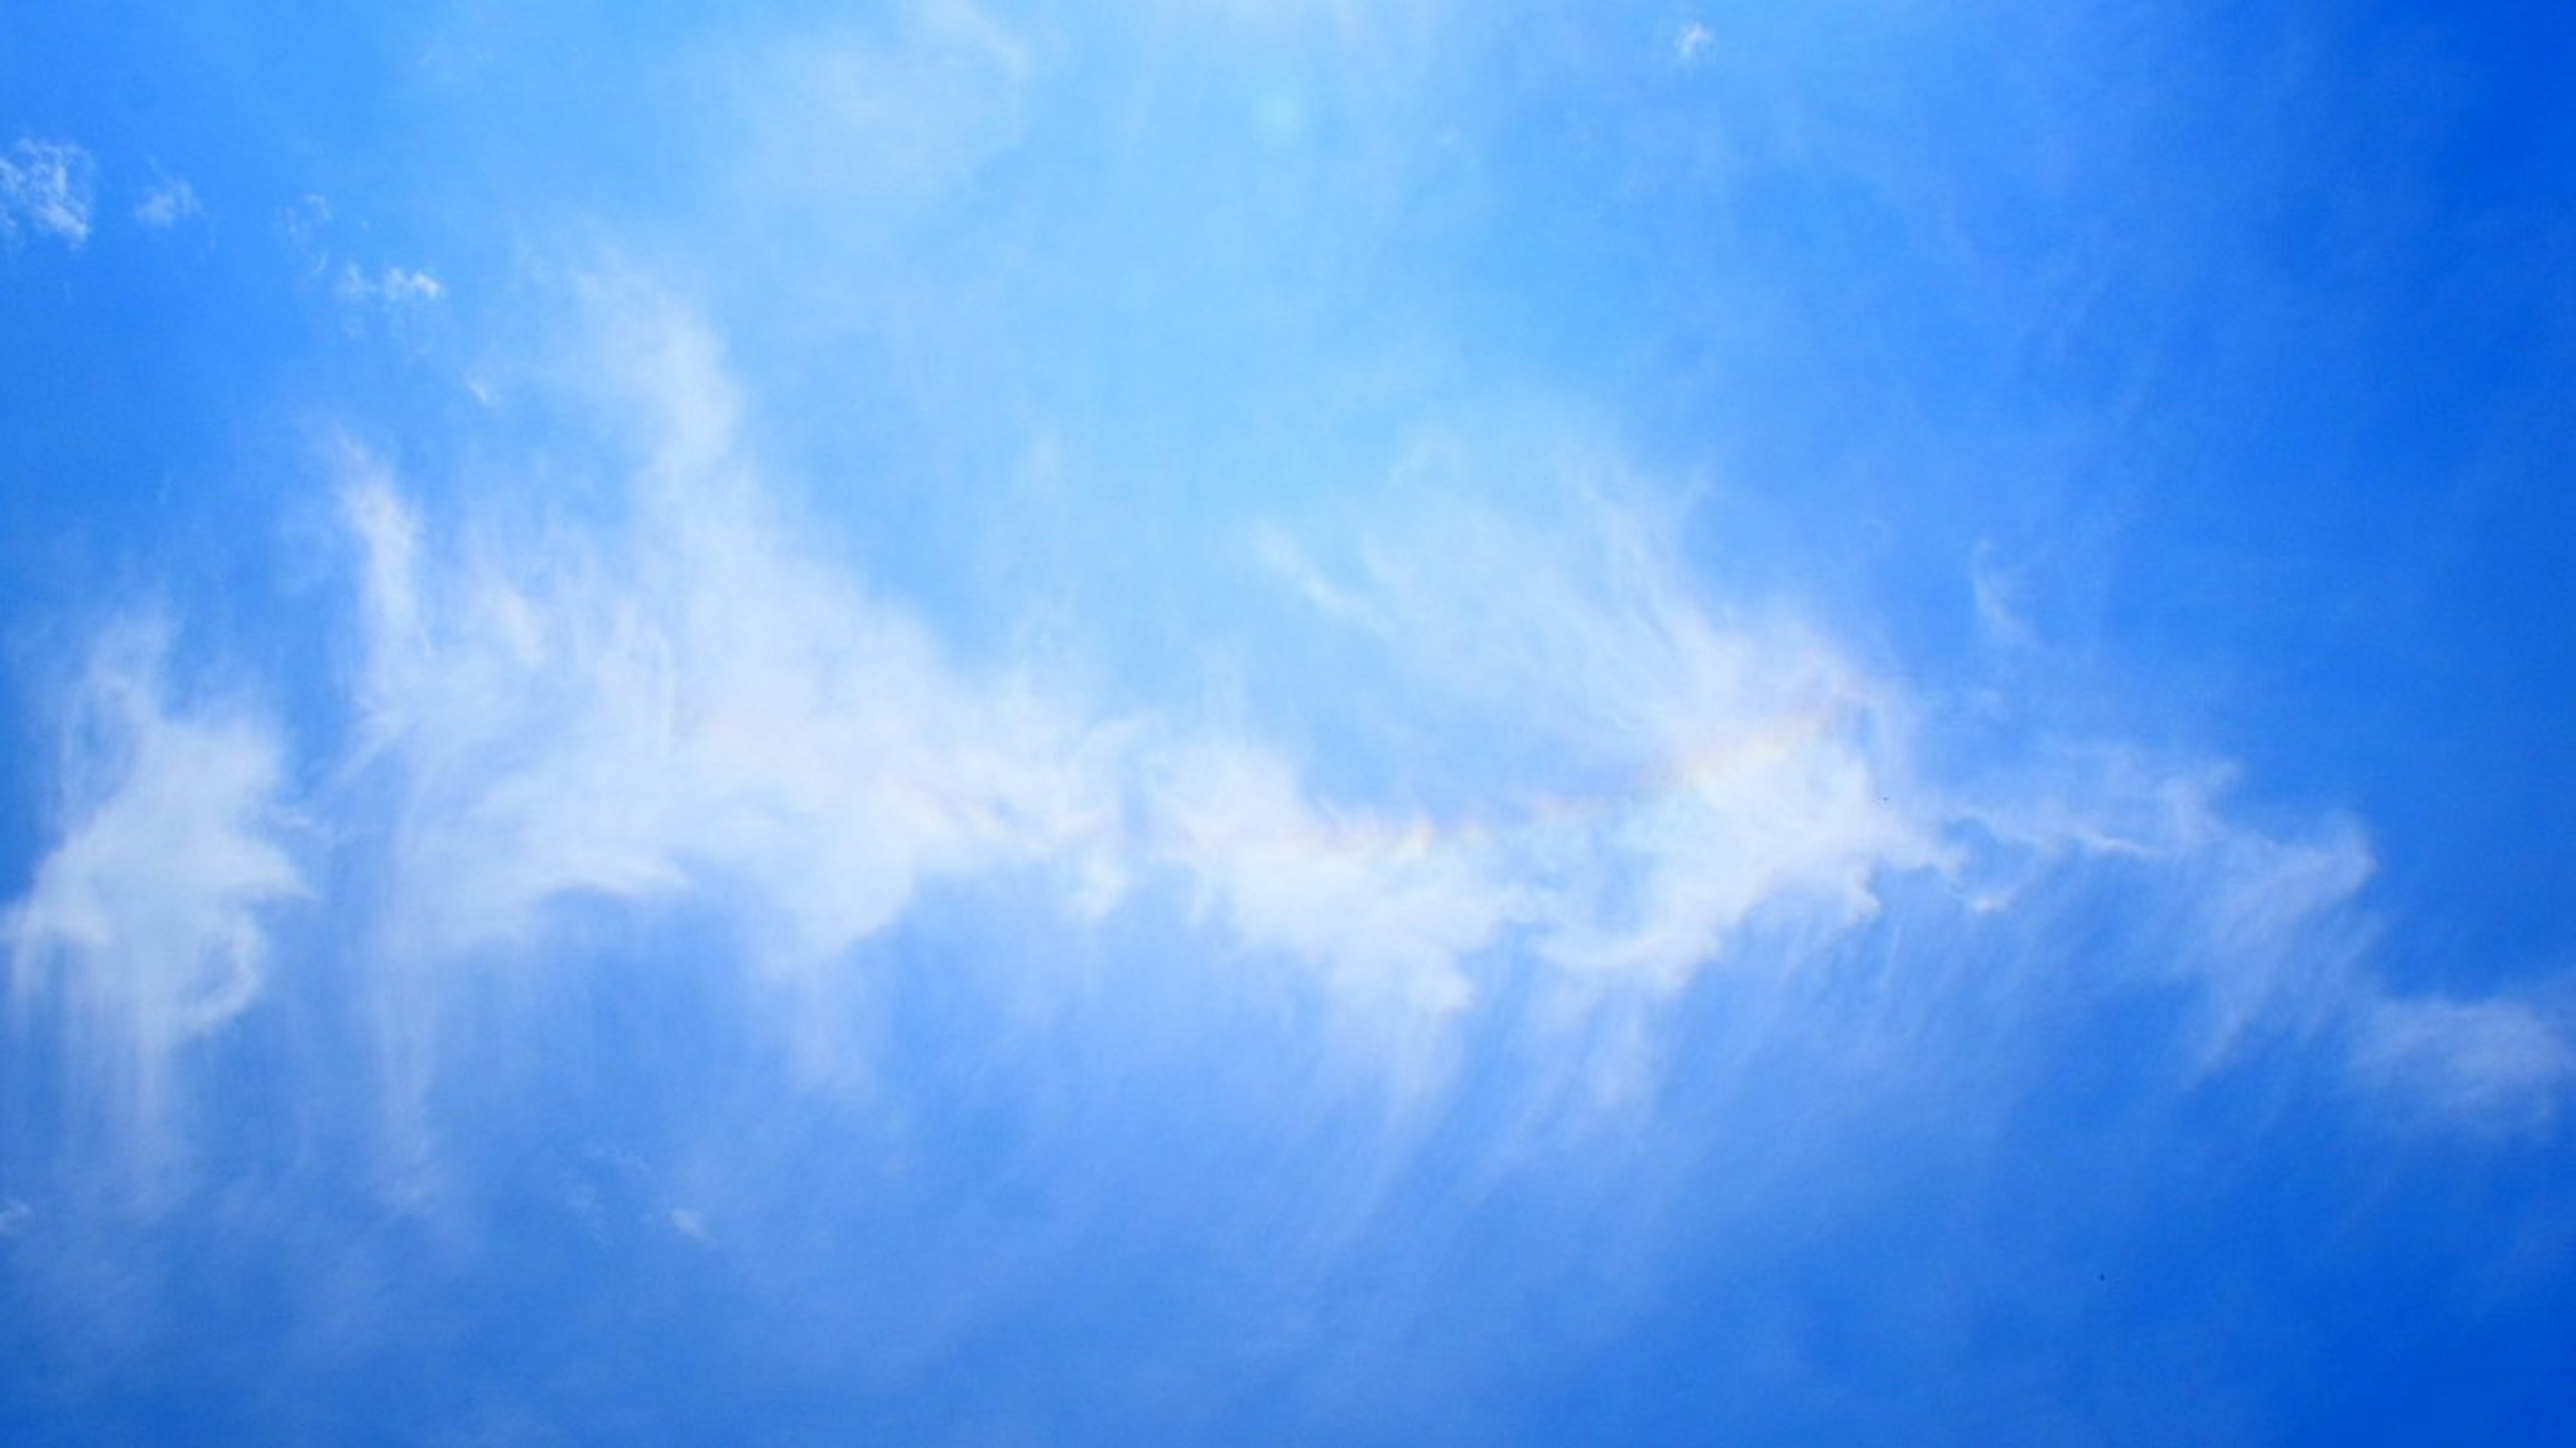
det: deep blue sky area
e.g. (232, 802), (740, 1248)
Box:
(5, 3), (2574, 1445)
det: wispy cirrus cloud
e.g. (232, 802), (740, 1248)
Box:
(1269, 465), (1937, 997)
(288, 286), (2561, 1140)
(2353, 991), (2576, 1129)
(1, 137), (95, 246)
(3, 4), (2571, 1439)
(325, 288), (1948, 1087)
(7, 279), (2562, 1205)
(5, 626), (303, 1159)
(331, 294), (1124, 1102)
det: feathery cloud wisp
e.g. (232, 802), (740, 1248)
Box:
(5, 627), (303, 1150)
(10, 280), (2559, 1186)
(292, 290), (2563, 1134)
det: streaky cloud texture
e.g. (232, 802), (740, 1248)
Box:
(4, 1), (2573, 1441)
(193, 288), (2555, 1146)
(5, 624), (301, 1164)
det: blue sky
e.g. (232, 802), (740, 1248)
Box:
(5, 1), (2574, 1443)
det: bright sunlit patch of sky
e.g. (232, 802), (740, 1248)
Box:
(5, 2), (2575, 1444)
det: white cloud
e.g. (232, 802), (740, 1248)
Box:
(4, 626), (303, 1146)
(339, 294), (1120, 1011)
(1254, 463), (1940, 996)
(339, 264), (446, 307)
(2352, 993), (2574, 1129)
(1153, 740), (1512, 1017)
(320, 291), (1963, 1114)
(382, 268), (444, 303)
(2173, 799), (2377, 1060)
(345, 460), (1110, 970)
(303, 289), (2576, 1135)
(0, 280), (2520, 1148)
(328, 264), (449, 354)
(1675, 21), (1715, 68)
(276, 197), (444, 314)
(329, 310), (1129, 1117)
(0, 137), (95, 245)
(133, 176), (200, 229)
(1964, 756), (2386, 1067)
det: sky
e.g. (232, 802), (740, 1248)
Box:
(3, 1), (2574, 1443)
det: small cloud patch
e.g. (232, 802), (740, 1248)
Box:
(340, 264), (446, 307)
(134, 176), (201, 229)
(1, 137), (95, 245)
(1674, 21), (1715, 68)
